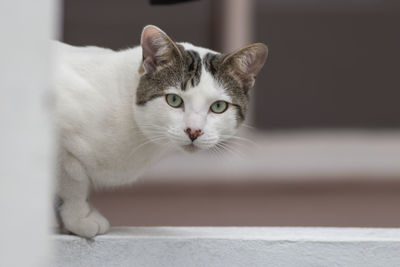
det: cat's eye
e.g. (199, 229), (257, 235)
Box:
(210, 101), (229, 114)
(166, 94), (183, 108)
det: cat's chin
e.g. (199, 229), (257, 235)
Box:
(182, 144), (200, 153)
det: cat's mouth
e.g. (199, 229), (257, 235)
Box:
(182, 143), (200, 153)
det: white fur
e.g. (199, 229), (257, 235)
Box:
(53, 41), (238, 237)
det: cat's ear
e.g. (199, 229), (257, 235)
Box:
(222, 43), (268, 91)
(140, 25), (181, 74)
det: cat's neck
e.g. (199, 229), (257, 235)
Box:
(115, 46), (143, 86)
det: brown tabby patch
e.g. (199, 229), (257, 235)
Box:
(136, 46), (202, 105)
(203, 52), (248, 123)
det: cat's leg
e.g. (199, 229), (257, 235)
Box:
(58, 154), (110, 238)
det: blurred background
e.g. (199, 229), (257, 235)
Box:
(62, 0), (400, 227)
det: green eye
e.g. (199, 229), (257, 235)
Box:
(210, 101), (229, 114)
(166, 94), (183, 108)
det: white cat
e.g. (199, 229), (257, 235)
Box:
(54, 25), (267, 238)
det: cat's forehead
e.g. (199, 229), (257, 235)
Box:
(177, 43), (217, 90)
(167, 68), (231, 103)
(178, 42), (218, 57)
(171, 43), (232, 100)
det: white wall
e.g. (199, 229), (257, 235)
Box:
(0, 0), (59, 266)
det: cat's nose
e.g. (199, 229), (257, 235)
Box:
(185, 128), (203, 142)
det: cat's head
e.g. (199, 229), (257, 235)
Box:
(134, 25), (268, 152)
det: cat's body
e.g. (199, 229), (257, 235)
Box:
(54, 26), (267, 237)
(55, 42), (165, 188)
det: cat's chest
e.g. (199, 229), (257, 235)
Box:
(85, 140), (167, 187)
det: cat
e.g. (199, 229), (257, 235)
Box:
(53, 25), (268, 238)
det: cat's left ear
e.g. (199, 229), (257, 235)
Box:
(140, 25), (181, 74)
(222, 43), (268, 91)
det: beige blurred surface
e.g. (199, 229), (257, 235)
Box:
(91, 178), (400, 227)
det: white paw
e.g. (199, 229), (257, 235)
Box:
(62, 210), (110, 238)
(88, 209), (110, 235)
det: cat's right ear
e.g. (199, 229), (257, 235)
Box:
(221, 43), (268, 92)
(140, 25), (181, 74)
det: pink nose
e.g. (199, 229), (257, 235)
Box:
(185, 128), (203, 142)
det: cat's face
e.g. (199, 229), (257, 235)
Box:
(134, 25), (268, 152)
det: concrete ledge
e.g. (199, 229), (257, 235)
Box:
(53, 227), (400, 267)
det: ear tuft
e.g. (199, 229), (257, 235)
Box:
(140, 25), (180, 74)
(223, 43), (268, 90)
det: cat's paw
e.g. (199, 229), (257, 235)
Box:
(63, 210), (110, 238)
(88, 209), (110, 235)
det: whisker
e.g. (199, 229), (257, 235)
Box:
(209, 145), (225, 162)
(215, 142), (242, 160)
(138, 124), (168, 130)
(219, 135), (258, 147)
(129, 136), (167, 156)
(241, 123), (256, 130)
